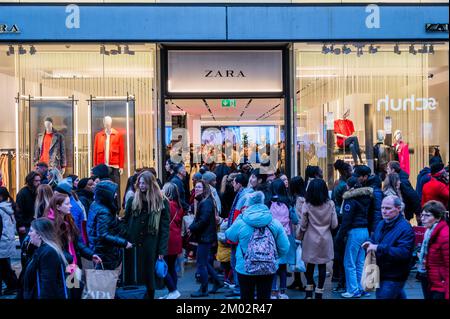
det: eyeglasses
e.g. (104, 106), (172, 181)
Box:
(420, 213), (433, 219)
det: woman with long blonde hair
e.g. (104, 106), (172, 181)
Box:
(124, 171), (170, 299)
(34, 184), (53, 218)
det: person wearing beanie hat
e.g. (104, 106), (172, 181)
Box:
(202, 172), (222, 216)
(55, 178), (73, 196)
(225, 191), (289, 300)
(422, 162), (449, 209)
(76, 177), (95, 216)
(91, 164), (110, 181)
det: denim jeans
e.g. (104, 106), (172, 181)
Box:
(197, 243), (219, 289)
(376, 281), (407, 299)
(164, 255), (178, 293)
(231, 246), (240, 292)
(344, 228), (369, 295)
(272, 264), (287, 291)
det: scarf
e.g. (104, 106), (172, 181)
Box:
(417, 222), (439, 274)
(133, 200), (162, 236)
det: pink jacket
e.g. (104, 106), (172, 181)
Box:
(395, 141), (410, 175)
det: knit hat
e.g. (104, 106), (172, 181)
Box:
(245, 191), (265, 206)
(77, 178), (90, 190)
(192, 172), (203, 181)
(353, 165), (371, 177)
(55, 178), (73, 195)
(431, 162), (445, 175)
(92, 164), (110, 180)
(202, 172), (217, 184)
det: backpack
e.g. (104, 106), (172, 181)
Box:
(241, 225), (278, 275)
(270, 201), (291, 236)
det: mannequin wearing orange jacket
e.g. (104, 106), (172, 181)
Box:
(93, 116), (124, 173)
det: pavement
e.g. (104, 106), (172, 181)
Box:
(1, 240), (424, 300)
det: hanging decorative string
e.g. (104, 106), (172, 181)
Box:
(202, 99), (216, 121)
(238, 99), (253, 121)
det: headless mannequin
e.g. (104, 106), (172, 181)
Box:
(334, 109), (363, 165)
(374, 130), (390, 180)
(103, 116), (123, 176)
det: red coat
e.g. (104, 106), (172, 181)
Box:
(93, 128), (124, 168)
(394, 141), (410, 176)
(167, 200), (184, 256)
(426, 220), (449, 299)
(422, 178), (449, 209)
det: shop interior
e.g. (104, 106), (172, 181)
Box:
(164, 98), (286, 182)
(294, 42), (449, 186)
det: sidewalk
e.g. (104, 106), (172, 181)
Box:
(1, 245), (424, 300)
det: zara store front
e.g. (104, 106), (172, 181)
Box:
(0, 3), (448, 196)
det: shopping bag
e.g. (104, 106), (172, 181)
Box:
(294, 242), (306, 273)
(82, 264), (120, 299)
(361, 250), (380, 292)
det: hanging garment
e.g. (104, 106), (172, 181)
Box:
(394, 141), (410, 176)
(93, 128), (124, 169)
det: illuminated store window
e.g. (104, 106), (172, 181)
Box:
(294, 42), (449, 187)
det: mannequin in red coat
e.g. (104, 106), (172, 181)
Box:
(94, 116), (124, 181)
(334, 109), (363, 165)
(393, 130), (410, 176)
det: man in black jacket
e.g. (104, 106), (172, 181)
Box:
(170, 163), (190, 212)
(15, 171), (41, 246)
(363, 195), (415, 299)
(387, 161), (421, 223)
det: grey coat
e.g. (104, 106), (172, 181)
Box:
(33, 128), (66, 169)
(299, 200), (338, 265)
(0, 202), (16, 259)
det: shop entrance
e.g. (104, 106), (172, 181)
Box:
(162, 97), (287, 184)
(159, 47), (292, 183)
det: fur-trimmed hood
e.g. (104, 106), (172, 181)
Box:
(343, 187), (373, 200)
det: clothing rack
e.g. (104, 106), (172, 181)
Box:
(0, 148), (16, 194)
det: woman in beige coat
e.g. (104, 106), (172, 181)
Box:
(298, 179), (338, 299)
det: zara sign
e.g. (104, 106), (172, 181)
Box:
(167, 50), (283, 94)
(0, 24), (20, 34)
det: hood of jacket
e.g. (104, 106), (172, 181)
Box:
(0, 201), (14, 216)
(241, 203), (273, 228)
(418, 167), (431, 178)
(343, 187), (373, 200)
(94, 181), (118, 209)
(398, 169), (410, 182)
(77, 189), (94, 200)
(366, 175), (382, 189)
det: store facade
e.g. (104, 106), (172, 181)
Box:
(0, 3), (448, 195)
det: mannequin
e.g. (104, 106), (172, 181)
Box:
(33, 117), (66, 174)
(334, 109), (363, 165)
(393, 129), (410, 175)
(93, 116), (124, 190)
(373, 130), (391, 180)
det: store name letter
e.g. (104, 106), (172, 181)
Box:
(365, 4), (380, 29)
(377, 95), (437, 112)
(66, 4), (80, 29)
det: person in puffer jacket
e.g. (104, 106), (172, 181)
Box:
(87, 181), (133, 270)
(225, 191), (289, 300)
(0, 187), (18, 295)
(336, 177), (373, 298)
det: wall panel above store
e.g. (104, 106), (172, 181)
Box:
(0, 4), (448, 41)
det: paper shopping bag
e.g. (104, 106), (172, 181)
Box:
(361, 250), (380, 292)
(82, 267), (120, 299)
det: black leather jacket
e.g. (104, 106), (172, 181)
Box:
(189, 196), (218, 244)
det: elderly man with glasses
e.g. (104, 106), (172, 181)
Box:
(362, 195), (415, 299)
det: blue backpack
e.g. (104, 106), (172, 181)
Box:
(241, 225), (278, 275)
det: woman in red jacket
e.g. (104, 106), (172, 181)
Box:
(160, 182), (185, 299)
(418, 200), (449, 300)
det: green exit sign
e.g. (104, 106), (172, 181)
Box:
(221, 99), (236, 108)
